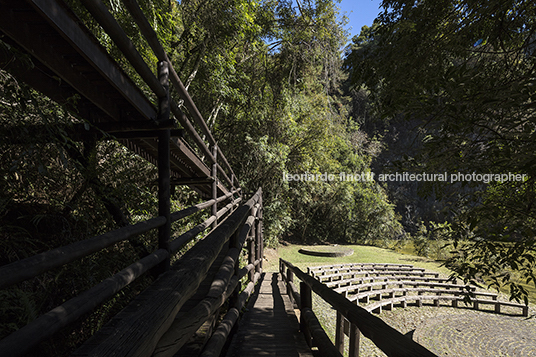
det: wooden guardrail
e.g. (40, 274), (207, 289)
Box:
(0, 1), (261, 356)
(0, 188), (263, 356)
(279, 259), (438, 357)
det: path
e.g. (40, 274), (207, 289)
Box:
(226, 273), (315, 357)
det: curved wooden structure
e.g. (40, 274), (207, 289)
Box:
(312, 263), (529, 317)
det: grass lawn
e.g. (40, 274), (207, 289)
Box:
(264, 243), (451, 276)
(264, 243), (536, 304)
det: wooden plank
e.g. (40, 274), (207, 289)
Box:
(29, 0), (156, 120)
(72, 189), (261, 357)
(225, 273), (314, 357)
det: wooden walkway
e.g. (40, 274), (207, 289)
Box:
(226, 273), (315, 357)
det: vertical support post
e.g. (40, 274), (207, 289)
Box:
(248, 222), (255, 282)
(349, 324), (360, 357)
(287, 270), (294, 297)
(257, 193), (263, 272)
(335, 311), (345, 354)
(211, 144), (218, 229)
(156, 60), (171, 274)
(300, 281), (312, 348)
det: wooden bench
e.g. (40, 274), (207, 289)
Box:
(309, 263), (530, 318)
(363, 295), (528, 316)
(346, 287), (494, 304)
(308, 263), (413, 273)
(321, 271), (443, 286)
(331, 277), (456, 292)
(312, 266), (427, 280)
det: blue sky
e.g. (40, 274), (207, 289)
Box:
(337, 0), (383, 40)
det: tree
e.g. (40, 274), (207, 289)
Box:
(345, 0), (536, 302)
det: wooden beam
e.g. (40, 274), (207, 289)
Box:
(0, 249), (169, 356)
(0, 1), (123, 122)
(171, 177), (214, 185)
(28, 0), (156, 120)
(78, 0), (167, 98)
(72, 189), (261, 357)
(94, 119), (176, 132)
(110, 129), (183, 139)
(0, 216), (165, 290)
(153, 214), (255, 356)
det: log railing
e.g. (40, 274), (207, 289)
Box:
(0, 188), (261, 356)
(279, 259), (438, 357)
(0, 0), (259, 355)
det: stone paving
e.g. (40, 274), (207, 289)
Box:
(355, 305), (536, 357)
(414, 311), (536, 357)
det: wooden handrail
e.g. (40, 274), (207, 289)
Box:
(78, 0), (166, 99)
(70, 188), (262, 356)
(121, 0), (238, 180)
(0, 190), (239, 290)
(1, 1), (250, 355)
(153, 212), (258, 356)
(280, 259), (438, 357)
(0, 249), (170, 356)
(199, 202), (264, 357)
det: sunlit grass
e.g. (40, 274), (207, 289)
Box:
(264, 242), (536, 303)
(265, 243), (451, 275)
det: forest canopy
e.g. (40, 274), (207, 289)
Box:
(344, 0), (536, 303)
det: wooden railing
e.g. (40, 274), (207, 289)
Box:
(0, 188), (265, 356)
(0, 1), (266, 356)
(279, 259), (438, 357)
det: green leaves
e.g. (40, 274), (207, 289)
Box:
(343, 0), (536, 302)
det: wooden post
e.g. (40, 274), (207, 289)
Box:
(257, 194), (263, 271)
(211, 144), (218, 229)
(248, 233), (255, 282)
(349, 323), (360, 357)
(287, 270), (294, 298)
(300, 281), (313, 348)
(156, 60), (171, 274)
(335, 311), (345, 354)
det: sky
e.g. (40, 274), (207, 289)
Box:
(337, 0), (383, 40)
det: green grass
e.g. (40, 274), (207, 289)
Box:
(264, 242), (536, 304)
(265, 243), (451, 276)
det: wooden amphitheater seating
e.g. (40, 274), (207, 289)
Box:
(308, 263), (529, 317)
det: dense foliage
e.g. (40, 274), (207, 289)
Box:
(0, 0), (401, 354)
(345, 0), (536, 302)
(168, 0), (402, 245)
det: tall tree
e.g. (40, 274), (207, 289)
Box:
(345, 0), (536, 302)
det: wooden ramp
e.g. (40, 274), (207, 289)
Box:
(226, 272), (315, 357)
